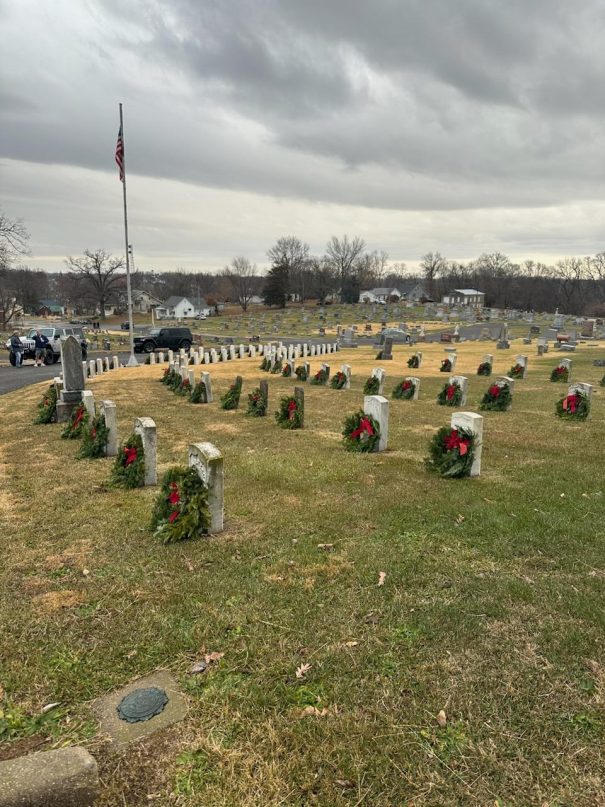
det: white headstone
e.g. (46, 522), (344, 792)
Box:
(96, 358), (104, 375)
(363, 395), (389, 452)
(112, 355), (120, 370)
(187, 368), (195, 387)
(449, 375), (468, 405)
(149, 352), (157, 365)
(189, 442), (224, 533)
(371, 367), (386, 395)
(100, 400), (118, 456)
(220, 348), (228, 362)
(569, 381), (593, 410)
(134, 416), (157, 486)
(451, 411), (483, 477)
(88, 360), (96, 378)
(415, 351), (423, 367)
(406, 376), (421, 400)
(496, 375), (515, 394)
(341, 363), (352, 389)
(82, 390), (95, 419)
(201, 371), (213, 402)
(103, 356), (110, 372)
(158, 352), (165, 363)
(515, 354), (528, 378)
(448, 351), (457, 371)
(168, 350), (174, 363)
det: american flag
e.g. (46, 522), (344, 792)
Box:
(115, 124), (124, 182)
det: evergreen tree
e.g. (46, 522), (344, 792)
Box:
(263, 264), (288, 307)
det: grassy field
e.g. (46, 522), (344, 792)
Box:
(2, 339), (605, 805)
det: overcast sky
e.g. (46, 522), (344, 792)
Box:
(1, 0), (604, 273)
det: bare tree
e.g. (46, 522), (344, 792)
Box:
(324, 235), (366, 294)
(420, 252), (447, 298)
(65, 249), (125, 319)
(0, 212), (30, 268)
(223, 256), (258, 311)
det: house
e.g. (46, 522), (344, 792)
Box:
(155, 295), (213, 320)
(399, 281), (430, 303)
(442, 289), (485, 308)
(359, 287), (402, 304)
(122, 289), (164, 314)
(35, 299), (65, 317)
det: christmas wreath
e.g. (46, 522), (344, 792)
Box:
(78, 413), (109, 459)
(477, 361), (492, 376)
(311, 367), (328, 385)
(34, 384), (58, 424)
(190, 380), (208, 403)
(295, 365), (308, 382)
(600, 374), (605, 388)
(426, 426), (476, 478)
(330, 371), (347, 389)
(479, 382), (511, 412)
(550, 365), (569, 383)
(440, 358), (452, 372)
(275, 395), (303, 429)
(150, 467), (210, 544)
(555, 389), (590, 420)
(282, 363), (292, 378)
(363, 375), (380, 395)
(392, 378), (416, 400)
(509, 363), (524, 378)
(220, 378), (242, 410)
(270, 358), (283, 375)
(177, 377), (192, 396)
(342, 411), (380, 453)
(259, 357), (271, 371)
(437, 381), (462, 407)
(407, 354), (420, 369)
(110, 433), (145, 488)
(61, 404), (88, 439)
(247, 386), (267, 417)
(161, 367), (177, 385)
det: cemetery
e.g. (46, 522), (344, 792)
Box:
(2, 333), (605, 804)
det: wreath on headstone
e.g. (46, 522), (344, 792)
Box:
(363, 375), (380, 395)
(259, 357), (271, 371)
(78, 413), (109, 459)
(479, 382), (511, 412)
(477, 361), (492, 376)
(270, 359), (283, 375)
(190, 380), (208, 403)
(311, 367), (328, 386)
(509, 363), (524, 378)
(275, 395), (303, 429)
(34, 384), (58, 424)
(437, 381), (462, 407)
(440, 358), (452, 373)
(392, 379), (416, 400)
(295, 365), (308, 382)
(600, 374), (605, 388)
(61, 404), (88, 439)
(407, 354), (420, 369)
(550, 365), (569, 383)
(281, 363), (292, 378)
(220, 378), (242, 410)
(342, 411), (380, 453)
(426, 426), (476, 478)
(247, 387), (267, 417)
(110, 433), (145, 488)
(555, 389), (590, 420)
(150, 466), (210, 544)
(177, 377), (191, 396)
(160, 367), (176, 385)
(330, 371), (347, 389)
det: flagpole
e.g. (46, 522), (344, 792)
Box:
(119, 102), (138, 367)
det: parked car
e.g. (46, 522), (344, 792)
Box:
(5, 327), (88, 366)
(194, 313), (207, 320)
(380, 327), (411, 344)
(133, 327), (193, 353)
(120, 321), (130, 330)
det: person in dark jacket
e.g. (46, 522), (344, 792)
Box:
(9, 332), (23, 367)
(32, 330), (50, 366)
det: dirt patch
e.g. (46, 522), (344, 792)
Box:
(33, 590), (84, 612)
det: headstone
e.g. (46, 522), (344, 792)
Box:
(310, 345), (316, 356)
(363, 395), (389, 452)
(167, 350), (174, 363)
(57, 336), (86, 422)
(103, 356), (111, 372)
(382, 337), (393, 360)
(582, 319), (596, 338)
(341, 363), (352, 389)
(96, 358), (104, 375)
(201, 372), (213, 402)
(371, 367), (386, 395)
(568, 382), (593, 413)
(0, 747), (99, 807)
(515, 354), (528, 378)
(294, 386), (305, 427)
(483, 353), (494, 367)
(158, 352), (165, 363)
(100, 400), (118, 456)
(449, 375), (468, 405)
(188, 442), (224, 533)
(229, 345), (236, 360)
(321, 362), (330, 380)
(88, 360), (96, 378)
(451, 412), (483, 477)
(406, 376), (421, 400)
(446, 351), (457, 371)
(415, 351), (423, 367)
(82, 390), (95, 419)
(134, 417), (157, 486)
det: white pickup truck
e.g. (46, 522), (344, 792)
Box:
(6, 326), (88, 366)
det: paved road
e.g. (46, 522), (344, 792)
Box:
(0, 353), (131, 396)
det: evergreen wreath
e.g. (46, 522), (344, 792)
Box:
(270, 359), (283, 375)
(34, 384), (58, 424)
(150, 466), (210, 544)
(555, 389), (590, 420)
(78, 413), (109, 459)
(190, 380), (208, 403)
(311, 367), (328, 385)
(407, 354), (420, 369)
(220, 378), (242, 410)
(392, 379), (416, 400)
(61, 404), (88, 439)
(600, 374), (605, 388)
(275, 395), (303, 429)
(282, 363), (292, 377)
(509, 363), (525, 378)
(437, 381), (462, 407)
(246, 386), (267, 417)
(259, 357), (271, 371)
(330, 371), (347, 389)
(440, 358), (452, 372)
(160, 367), (176, 384)
(550, 365), (569, 383)
(479, 382), (512, 412)
(477, 361), (492, 376)
(295, 365), (308, 382)
(342, 411), (380, 453)
(110, 433), (145, 488)
(426, 426), (476, 478)
(177, 377), (192, 396)
(363, 375), (380, 394)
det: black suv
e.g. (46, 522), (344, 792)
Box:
(133, 327), (193, 353)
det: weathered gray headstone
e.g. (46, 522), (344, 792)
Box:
(0, 747), (99, 807)
(189, 442), (224, 532)
(201, 371), (213, 402)
(134, 417), (157, 486)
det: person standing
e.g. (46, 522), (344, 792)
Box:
(9, 332), (24, 368)
(32, 329), (50, 366)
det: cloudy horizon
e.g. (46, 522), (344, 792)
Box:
(1, 0), (604, 273)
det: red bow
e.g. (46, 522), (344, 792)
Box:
(168, 482), (180, 505)
(402, 381), (411, 390)
(446, 384), (456, 400)
(563, 394), (578, 413)
(288, 400), (297, 419)
(443, 429), (470, 456)
(124, 447), (138, 466)
(351, 417), (374, 439)
(488, 384), (500, 398)
(168, 510), (179, 523)
(73, 408), (84, 427)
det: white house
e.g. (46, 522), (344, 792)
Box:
(359, 287), (402, 304)
(155, 296), (198, 320)
(442, 289), (485, 309)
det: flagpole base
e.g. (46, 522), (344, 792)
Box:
(126, 354), (139, 367)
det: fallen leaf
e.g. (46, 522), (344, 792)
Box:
(378, 571), (386, 586)
(584, 658), (600, 674)
(335, 779), (354, 789)
(344, 640), (359, 648)
(82, 568), (90, 577)
(299, 704), (338, 717)
(126, 650), (137, 659)
(296, 662), (312, 679)
(42, 702), (61, 713)
(455, 514), (465, 524)
(184, 559), (194, 572)
(317, 543), (334, 551)
(436, 709), (447, 727)
(204, 651), (224, 664)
